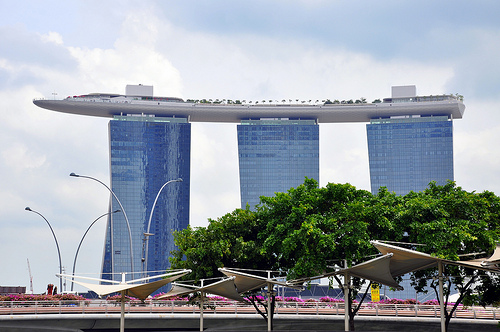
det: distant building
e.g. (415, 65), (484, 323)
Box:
(101, 115), (190, 282)
(0, 286), (26, 295)
(238, 119), (319, 209)
(367, 86), (455, 194)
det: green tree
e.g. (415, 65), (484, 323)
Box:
(397, 182), (500, 331)
(258, 180), (376, 278)
(171, 180), (500, 331)
(172, 179), (398, 330)
(171, 206), (280, 326)
(170, 207), (267, 281)
(258, 180), (406, 330)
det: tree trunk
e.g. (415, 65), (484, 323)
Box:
(349, 317), (355, 331)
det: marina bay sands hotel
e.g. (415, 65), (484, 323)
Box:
(34, 84), (465, 282)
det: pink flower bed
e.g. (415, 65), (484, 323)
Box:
(0, 294), (85, 302)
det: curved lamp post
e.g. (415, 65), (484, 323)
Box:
(143, 178), (182, 277)
(71, 209), (121, 292)
(25, 207), (63, 292)
(69, 173), (134, 275)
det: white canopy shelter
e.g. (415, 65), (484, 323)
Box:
(157, 268), (303, 331)
(371, 240), (500, 274)
(153, 242), (500, 332)
(157, 276), (244, 302)
(288, 253), (403, 291)
(57, 270), (191, 332)
(371, 240), (500, 332)
(58, 270), (190, 300)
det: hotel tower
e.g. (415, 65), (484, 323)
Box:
(34, 84), (465, 282)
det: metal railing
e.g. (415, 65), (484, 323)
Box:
(0, 300), (498, 320)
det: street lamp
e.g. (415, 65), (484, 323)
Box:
(69, 173), (134, 275)
(71, 209), (121, 292)
(143, 178), (182, 276)
(25, 207), (63, 292)
(141, 232), (154, 279)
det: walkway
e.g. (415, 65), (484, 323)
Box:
(0, 300), (498, 331)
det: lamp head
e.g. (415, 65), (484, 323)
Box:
(69, 172), (79, 177)
(25, 207), (32, 211)
(113, 209), (121, 213)
(176, 178), (183, 182)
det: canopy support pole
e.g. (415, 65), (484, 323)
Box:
(438, 261), (445, 332)
(200, 291), (204, 331)
(120, 290), (125, 332)
(200, 279), (205, 331)
(267, 281), (272, 331)
(344, 272), (350, 331)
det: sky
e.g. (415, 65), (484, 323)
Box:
(1, 0), (500, 294)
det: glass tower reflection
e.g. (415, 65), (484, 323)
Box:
(237, 119), (319, 209)
(367, 116), (453, 195)
(101, 116), (190, 282)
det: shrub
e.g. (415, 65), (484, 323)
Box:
(319, 297), (344, 303)
(0, 293), (85, 302)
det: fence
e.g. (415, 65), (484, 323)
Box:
(0, 300), (498, 320)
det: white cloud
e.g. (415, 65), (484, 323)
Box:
(40, 31), (64, 45)
(1, 143), (47, 170)
(153, 26), (455, 103)
(454, 99), (500, 194)
(190, 123), (240, 225)
(67, 10), (182, 97)
(1, 1), (499, 293)
(320, 123), (370, 189)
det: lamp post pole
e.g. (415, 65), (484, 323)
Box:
(25, 207), (63, 292)
(143, 178), (182, 276)
(70, 173), (134, 276)
(141, 232), (154, 279)
(71, 209), (120, 292)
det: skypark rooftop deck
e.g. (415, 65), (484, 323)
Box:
(33, 93), (465, 123)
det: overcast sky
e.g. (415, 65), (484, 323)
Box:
(1, 0), (500, 294)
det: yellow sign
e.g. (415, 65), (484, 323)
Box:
(371, 284), (380, 302)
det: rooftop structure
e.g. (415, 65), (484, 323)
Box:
(33, 90), (464, 123)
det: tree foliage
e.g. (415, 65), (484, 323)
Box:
(170, 179), (500, 331)
(257, 180), (386, 279)
(396, 182), (500, 331)
(170, 207), (267, 281)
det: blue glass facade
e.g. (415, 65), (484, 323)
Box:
(101, 116), (190, 282)
(237, 119), (319, 208)
(367, 116), (453, 195)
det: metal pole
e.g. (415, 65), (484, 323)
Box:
(70, 173), (134, 276)
(200, 279), (204, 332)
(71, 210), (120, 291)
(267, 270), (273, 331)
(141, 232), (153, 279)
(438, 261), (446, 332)
(25, 207), (63, 292)
(120, 290), (125, 332)
(344, 272), (350, 332)
(144, 178), (182, 275)
(267, 281), (272, 331)
(200, 291), (204, 331)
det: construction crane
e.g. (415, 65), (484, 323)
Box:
(27, 258), (33, 294)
